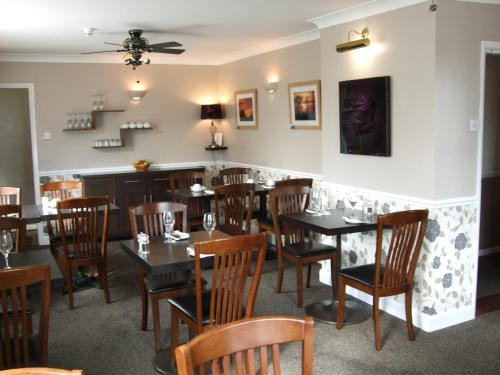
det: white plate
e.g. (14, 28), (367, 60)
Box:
(342, 216), (368, 224)
(263, 184), (275, 189)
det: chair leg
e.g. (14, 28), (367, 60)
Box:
(101, 260), (111, 304)
(151, 294), (162, 353)
(306, 264), (312, 288)
(141, 278), (148, 331)
(170, 307), (180, 364)
(295, 262), (304, 307)
(276, 252), (284, 294)
(405, 289), (416, 341)
(336, 276), (346, 330)
(373, 295), (382, 351)
(65, 263), (74, 310)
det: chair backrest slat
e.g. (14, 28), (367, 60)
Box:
(194, 233), (267, 333)
(57, 197), (109, 260)
(214, 183), (255, 236)
(0, 187), (21, 205)
(219, 168), (251, 185)
(0, 265), (50, 370)
(375, 210), (428, 289)
(175, 316), (314, 375)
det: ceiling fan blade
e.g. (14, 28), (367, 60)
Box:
(148, 41), (182, 48)
(150, 48), (185, 54)
(104, 42), (125, 47)
(81, 49), (127, 55)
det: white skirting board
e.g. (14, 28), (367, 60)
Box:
(319, 266), (475, 332)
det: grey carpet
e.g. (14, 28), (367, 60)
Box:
(36, 242), (500, 374)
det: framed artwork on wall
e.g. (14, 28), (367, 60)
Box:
(288, 80), (321, 130)
(339, 76), (391, 156)
(235, 89), (258, 129)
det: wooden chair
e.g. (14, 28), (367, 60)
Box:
(257, 178), (313, 234)
(169, 171), (205, 231)
(54, 197), (110, 309)
(39, 181), (83, 251)
(214, 183), (255, 235)
(336, 209), (429, 351)
(129, 201), (191, 353)
(0, 265), (50, 370)
(175, 316), (314, 375)
(0, 216), (27, 252)
(0, 187), (21, 205)
(270, 185), (337, 307)
(0, 369), (82, 374)
(168, 232), (268, 364)
(219, 167), (251, 185)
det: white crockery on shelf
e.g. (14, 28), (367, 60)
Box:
(136, 122), (144, 129)
(143, 122), (152, 128)
(120, 123), (129, 129)
(129, 122), (137, 129)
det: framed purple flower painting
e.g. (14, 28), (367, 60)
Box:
(339, 76), (391, 156)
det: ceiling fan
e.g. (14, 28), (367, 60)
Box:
(82, 29), (185, 68)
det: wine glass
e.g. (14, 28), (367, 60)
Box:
(347, 193), (357, 217)
(0, 230), (13, 269)
(311, 188), (321, 213)
(203, 212), (216, 238)
(163, 211), (176, 242)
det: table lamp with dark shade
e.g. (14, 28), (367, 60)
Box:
(201, 104), (224, 148)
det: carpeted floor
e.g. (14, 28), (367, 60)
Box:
(38, 242), (500, 375)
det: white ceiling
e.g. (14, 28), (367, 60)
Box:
(0, 0), (372, 64)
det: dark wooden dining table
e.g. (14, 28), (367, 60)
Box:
(120, 229), (231, 375)
(166, 183), (271, 220)
(21, 203), (120, 224)
(280, 208), (378, 325)
(0, 249), (64, 288)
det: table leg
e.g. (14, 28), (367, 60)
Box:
(304, 234), (371, 325)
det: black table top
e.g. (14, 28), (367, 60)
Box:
(120, 230), (231, 275)
(22, 203), (120, 224)
(0, 249), (64, 286)
(167, 184), (270, 200)
(280, 209), (378, 236)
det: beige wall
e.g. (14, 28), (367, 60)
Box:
(482, 54), (500, 176)
(216, 41), (322, 174)
(435, 0), (500, 198)
(0, 62), (218, 172)
(0, 88), (35, 204)
(320, 2), (436, 199)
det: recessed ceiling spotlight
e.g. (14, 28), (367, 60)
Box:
(83, 27), (96, 37)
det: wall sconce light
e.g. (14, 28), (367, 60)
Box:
(128, 80), (148, 101)
(336, 28), (370, 53)
(201, 104), (224, 148)
(265, 81), (278, 94)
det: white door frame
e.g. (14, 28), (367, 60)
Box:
(0, 83), (40, 204)
(473, 41), (500, 315)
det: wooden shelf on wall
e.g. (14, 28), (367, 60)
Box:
(205, 146), (228, 151)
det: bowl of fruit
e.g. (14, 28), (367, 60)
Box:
(133, 159), (150, 172)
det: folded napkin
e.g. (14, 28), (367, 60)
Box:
(187, 244), (214, 258)
(342, 216), (369, 224)
(205, 190), (215, 195)
(166, 230), (190, 241)
(190, 185), (206, 192)
(305, 209), (330, 216)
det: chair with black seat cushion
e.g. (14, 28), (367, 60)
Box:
(0, 206), (26, 252)
(0, 264), (50, 370)
(257, 178), (313, 236)
(214, 183), (255, 236)
(54, 196), (110, 309)
(270, 185), (337, 307)
(169, 171), (205, 231)
(168, 232), (268, 365)
(129, 201), (192, 353)
(39, 181), (82, 252)
(0, 187), (21, 205)
(175, 316), (314, 375)
(336, 209), (429, 351)
(219, 167), (251, 185)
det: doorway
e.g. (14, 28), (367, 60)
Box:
(476, 49), (500, 316)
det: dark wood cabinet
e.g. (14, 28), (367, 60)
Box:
(82, 167), (205, 239)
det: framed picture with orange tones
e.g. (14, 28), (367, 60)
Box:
(288, 80), (321, 130)
(235, 89), (258, 129)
